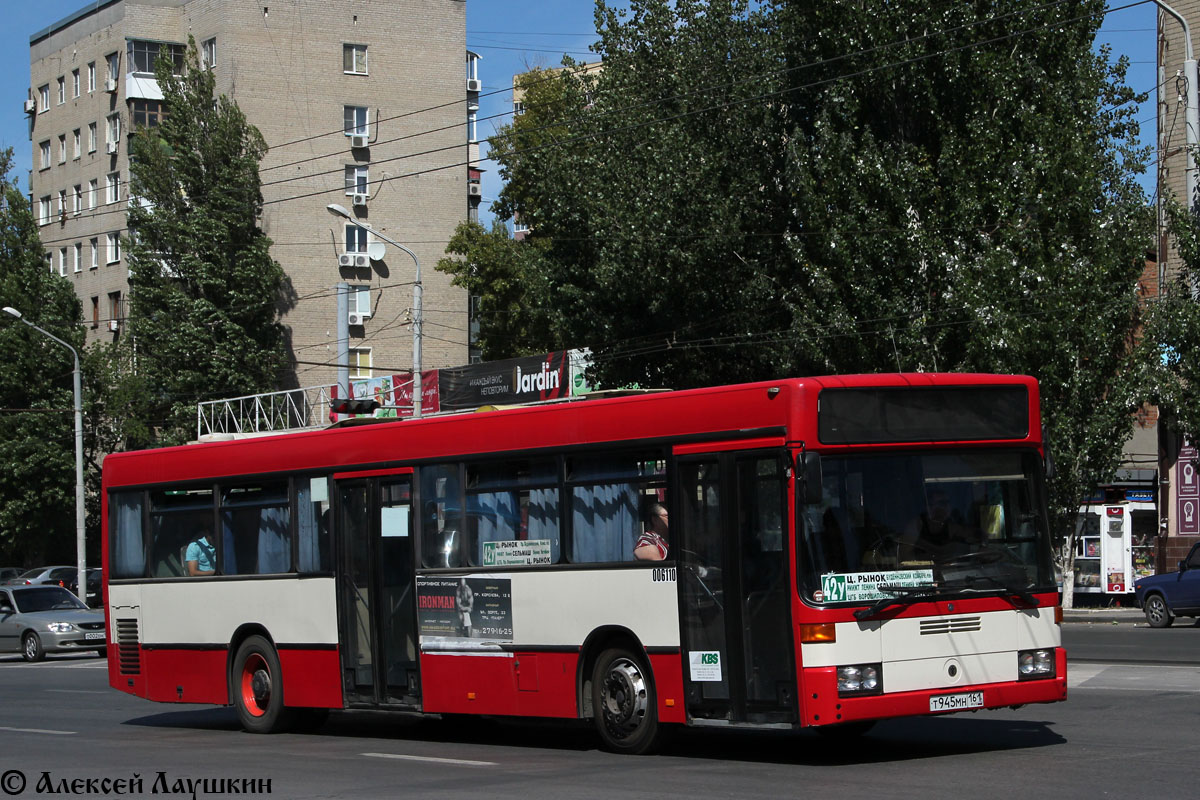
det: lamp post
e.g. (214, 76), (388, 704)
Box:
(2, 307), (86, 603)
(326, 203), (424, 418)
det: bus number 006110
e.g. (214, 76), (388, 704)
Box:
(651, 567), (677, 582)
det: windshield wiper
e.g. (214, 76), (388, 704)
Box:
(853, 583), (943, 621)
(942, 574), (1038, 607)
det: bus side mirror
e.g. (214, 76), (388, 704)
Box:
(801, 452), (823, 506)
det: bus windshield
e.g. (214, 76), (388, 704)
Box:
(799, 450), (1056, 603)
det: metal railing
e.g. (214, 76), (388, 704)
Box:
(196, 384), (335, 439)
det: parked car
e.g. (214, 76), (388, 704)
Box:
(1134, 541), (1200, 628)
(0, 585), (106, 661)
(63, 568), (102, 607)
(3, 566), (76, 587)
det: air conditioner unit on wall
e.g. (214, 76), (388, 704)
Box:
(109, 320), (119, 332)
(351, 192), (368, 207)
(24, 99), (36, 114)
(350, 134), (368, 149)
(466, 78), (482, 93)
(105, 78), (117, 93)
(338, 253), (354, 268)
(467, 183), (482, 197)
(347, 312), (363, 326)
(106, 141), (118, 155)
(353, 254), (369, 268)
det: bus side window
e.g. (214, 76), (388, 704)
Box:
(110, 491), (146, 578)
(567, 452), (666, 563)
(150, 488), (214, 578)
(468, 459), (561, 566)
(421, 464), (465, 568)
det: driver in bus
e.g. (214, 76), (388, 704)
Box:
(635, 502), (669, 561)
(902, 488), (973, 561)
(185, 529), (216, 577)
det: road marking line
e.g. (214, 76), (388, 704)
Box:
(45, 689), (107, 694)
(0, 726), (76, 736)
(361, 752), (496, 767)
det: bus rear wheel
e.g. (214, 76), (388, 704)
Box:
(591, 647), (661, 754)
(231, 635), (293, 733)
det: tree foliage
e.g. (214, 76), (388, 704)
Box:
(0, 148), (84, 564)
(122, 39), (288, 446)
(458, 0), (1153, 545)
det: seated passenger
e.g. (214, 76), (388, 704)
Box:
(635, 502), (669, 561)
(185, 530), (216, 577)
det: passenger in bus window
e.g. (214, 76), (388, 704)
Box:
(185, 530), (216, 577)
(635, 502), (669, 561)
(903, 488), (972, 560)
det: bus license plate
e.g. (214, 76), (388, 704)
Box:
(84, 632), (104, 641)
(929, 691), (983, 712)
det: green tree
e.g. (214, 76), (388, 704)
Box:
(122, 38), (288, 447)
(0, 148), (85, 564)
(474, 0), (1153, 572)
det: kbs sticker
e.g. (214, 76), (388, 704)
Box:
(689, 651), (722, 682)
(821, 570), (934, 603)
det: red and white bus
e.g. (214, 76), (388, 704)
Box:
(102, 373), (1065, 752)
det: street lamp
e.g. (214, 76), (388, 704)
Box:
(2, 306), (86, 603)
(326, 203), (424, 418)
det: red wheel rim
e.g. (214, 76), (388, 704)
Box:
(239, 653), (270, 717)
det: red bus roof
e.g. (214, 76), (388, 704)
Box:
(101, 373), (1040, 488)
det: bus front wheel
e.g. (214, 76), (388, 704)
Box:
(231, 635), (293, 733)
(591, 647), (661, 754)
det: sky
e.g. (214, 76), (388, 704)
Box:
(0, 1), (1161, 221)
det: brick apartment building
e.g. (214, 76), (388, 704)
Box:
(27, 0), (480, 396)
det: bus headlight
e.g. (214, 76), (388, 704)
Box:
(1017, 649), (1055, 680)
(837, 663), (882, 696)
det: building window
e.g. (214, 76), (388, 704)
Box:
(345, 223), (368, 253)
(73, 129), (81, 160)
(202, 37), (217, 70)
(345, 165), (368, 195)
(38, 84), (49, 111)
(343, 44), (367, 75)
(57, 190), (66, 218)
(107, 233), (121, 264)
(128, 40), (185, 75)
(88, 179), (98, 209)
(58, 248), (67, 276)
(108, 292), (122, 325)
(58, 135), (67, 164)
(106, 52), (119, 83)
(39, 141), (50, 170)
(351, 285), (371, 317)
(513, 100), (525, 116)
(72, 69), (80, 98)
(91, 296), (99, 328)
(107, 172), (121, 204)
(468, 109), (478, 143)
(131, 99), (165, 128)
(57, 76), (65, 105)
(106, 113), (121, 147)
(88, 123), (97, 153)
(87, 62), (95, 93)
(73, 185), (82, 215)
(349, 348), (372, 379)
(39, 196), (50, 225)
(73, 243), (82, 274)
(343, 105), (369, 137)
(90, 238), (98, 270)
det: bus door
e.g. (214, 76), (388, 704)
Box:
(336, 472), (420, 708)
(676, 450), (796, 725)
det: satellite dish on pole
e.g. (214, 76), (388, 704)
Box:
(368, 242), (387, 262)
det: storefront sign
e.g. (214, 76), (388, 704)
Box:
(1179, 443), (1199, 535)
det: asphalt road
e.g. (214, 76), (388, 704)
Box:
(2, 633), (1198, 800)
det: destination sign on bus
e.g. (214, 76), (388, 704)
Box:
(481, 539), (553, 567)
(819, 570), (935, 603)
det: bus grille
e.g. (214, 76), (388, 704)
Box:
(115, 618), (141, 675)
(920, 617), (982, 635)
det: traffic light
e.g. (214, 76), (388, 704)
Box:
(331, 397), (380, 415)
